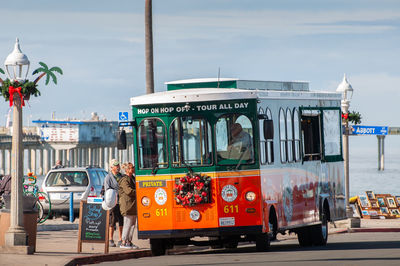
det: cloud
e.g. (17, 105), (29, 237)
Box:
(154, 9), (400, 40)
(340, 73), (400, 126)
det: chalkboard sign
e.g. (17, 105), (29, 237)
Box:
(77, 199), (109, 253)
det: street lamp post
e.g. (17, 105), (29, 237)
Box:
(4, 38), (29, 248)
(336, 74), (356, 221)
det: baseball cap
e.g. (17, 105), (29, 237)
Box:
(110, 159), (119, 166)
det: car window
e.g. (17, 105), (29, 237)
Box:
(96, 170), (107, 184)
(90, 170), (101, 186)
(45, 171), (89, 187)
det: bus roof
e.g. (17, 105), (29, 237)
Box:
(130, 86), (341, 106)
(165, 78), (309, 91)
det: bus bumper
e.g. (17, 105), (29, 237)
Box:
(138, 225), (263, 239)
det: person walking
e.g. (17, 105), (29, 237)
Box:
(104, 159), (124, 247)
(118, 162), (139, 249)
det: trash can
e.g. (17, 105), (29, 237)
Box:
(0, 195), (38, 252)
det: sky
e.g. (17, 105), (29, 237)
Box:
(0, 0), (400, 131)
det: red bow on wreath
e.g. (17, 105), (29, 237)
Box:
(9, 86), (25, 107)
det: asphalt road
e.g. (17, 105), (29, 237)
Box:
(99, 232), (400, 266)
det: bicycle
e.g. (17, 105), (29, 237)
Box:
(23, 172), (52, 224)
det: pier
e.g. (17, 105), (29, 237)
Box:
(0, 120), (133, 175)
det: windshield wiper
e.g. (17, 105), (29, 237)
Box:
(182, 161), (193, 175)
(151, 164), (159, 175)
(235, 148), (247, 171)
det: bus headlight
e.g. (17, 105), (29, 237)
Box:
(141, 196), (150, 206)
(245, 191), (256, 202)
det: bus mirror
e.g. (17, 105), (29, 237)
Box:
(264, 119), (273, 139)
(117, 130), (127, 150)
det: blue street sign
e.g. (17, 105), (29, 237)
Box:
(119, 112), (128, 121)
(351, 125), (388, 135)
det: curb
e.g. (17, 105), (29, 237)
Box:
(65, 250), (152, 266)
(332, 228), (400, 234)
(37, 224), (78, 231)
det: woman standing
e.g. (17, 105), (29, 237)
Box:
(118, 162), (139, 249)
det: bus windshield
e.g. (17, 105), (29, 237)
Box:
(216, 114), (254, 164)
(170, 116), (212, 167)
(138, 118), (168, 169)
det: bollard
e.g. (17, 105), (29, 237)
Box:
(69, 192), (74, 222)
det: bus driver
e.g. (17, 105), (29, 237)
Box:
(228, 123), (254, 161)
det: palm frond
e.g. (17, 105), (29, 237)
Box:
(32, 67), (45, 75)
(45, 74), (50, 85)
(0, 68), (4, 75)
(38, 62), (49, 70)
(49, 66), (63, 75)
(49, 72), (57, 85)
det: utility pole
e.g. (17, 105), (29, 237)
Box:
(145, 0), (154, 94)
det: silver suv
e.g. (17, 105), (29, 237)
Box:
(41, 166), (107, 216)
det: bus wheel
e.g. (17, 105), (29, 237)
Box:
(297, 227), (312, 247)
(312, 210), (328, 246)
(209, 236), (223, 249)
(224, 240), (238, 249)
(255, 233), (270, 252)
(150, 239), (166, 256)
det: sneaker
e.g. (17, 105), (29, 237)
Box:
(120, 243), (132, 249)
(109, 240), (116, 247)
(117, 240), (122, 247)
(131, 243), (140, 250)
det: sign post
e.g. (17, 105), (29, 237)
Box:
(77, 199), (109, 254)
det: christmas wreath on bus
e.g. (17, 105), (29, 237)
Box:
(174, 173), (211, 206)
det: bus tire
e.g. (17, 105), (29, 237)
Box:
(224, 240), (238, 249)
(209, 236), (223, 249)
(297, 227), (312, 247)
(150, 239), (166, 256)
(312, 209), (328, 246)
(255, 233), (270, 252)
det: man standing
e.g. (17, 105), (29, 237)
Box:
(104, 159), (124, 247)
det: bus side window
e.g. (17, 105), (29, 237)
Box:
(258, 108), (266, 165)
(301, 114), (321, 161)
(259, 108), (274, 164)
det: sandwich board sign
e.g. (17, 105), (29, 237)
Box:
(77, 198), (109, 254)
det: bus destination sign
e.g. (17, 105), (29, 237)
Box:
(135, 101), (251, 115)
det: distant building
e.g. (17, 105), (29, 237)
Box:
(32, 119), (118, 145)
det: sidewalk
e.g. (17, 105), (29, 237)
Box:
(1, 218), (399, 266)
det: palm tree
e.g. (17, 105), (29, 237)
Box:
(32, 62), (63, 85)
(145, 0), (154, 94)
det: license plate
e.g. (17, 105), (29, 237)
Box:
(219, 217), (235, 226)
(50, 192), (82, 200)
(50, 193), (69, 200)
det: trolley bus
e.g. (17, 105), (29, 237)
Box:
(119, 78), (346, 255)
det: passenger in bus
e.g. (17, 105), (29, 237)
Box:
(228, 123), (254, 160)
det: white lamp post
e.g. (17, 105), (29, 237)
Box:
(336, 74), (354, 219)
(4, 38), (29, 249)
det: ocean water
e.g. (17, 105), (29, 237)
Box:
(349, 135), (400, 197)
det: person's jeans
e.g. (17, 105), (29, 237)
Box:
(121, 215), (137, 242)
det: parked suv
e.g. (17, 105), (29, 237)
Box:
(41, 166), (107, 216)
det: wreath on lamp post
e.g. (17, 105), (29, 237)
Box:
(0, 62), (63, 104)
(174, 173), (211, 206)
(342, 111), (362, 125)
